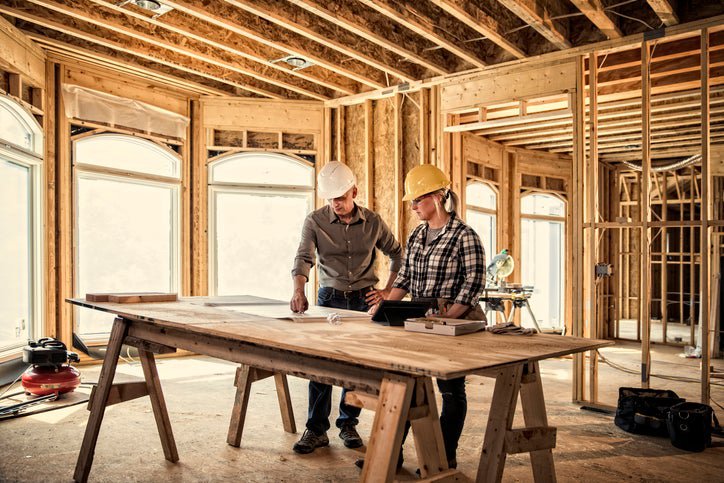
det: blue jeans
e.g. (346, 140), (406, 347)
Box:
(306, 287), (369, 434)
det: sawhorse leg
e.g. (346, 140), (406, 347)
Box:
(75, 319), (180, 483)
(74, 317), (128, 483)
(477, 362), (557, 483)
(227, 365), (296, 447)
(346, 376), (460, 483)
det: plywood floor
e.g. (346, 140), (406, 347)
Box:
(0, 342), (723, 482)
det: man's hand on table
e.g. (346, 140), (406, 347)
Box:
(290, 290), (309, 313)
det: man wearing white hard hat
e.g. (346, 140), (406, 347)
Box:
(290, 161), (402, 455)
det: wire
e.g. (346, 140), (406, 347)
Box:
(597, 352), (724, 387)
(607, 10), (657, 30)
(0, 373), (23, 400)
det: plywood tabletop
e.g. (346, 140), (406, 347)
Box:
(68, 298), (613, 379)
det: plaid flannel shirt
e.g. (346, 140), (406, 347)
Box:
(393, 212), (486, 306)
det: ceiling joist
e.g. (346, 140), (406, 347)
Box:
(569, 0), (623, 39)
(497, 0), (572, 50)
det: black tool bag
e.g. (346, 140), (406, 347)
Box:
(614, 387), (685, 436)
(667, 402), (718, 452)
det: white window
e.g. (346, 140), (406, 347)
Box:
(74, 134), (180, 337)
(209, 152), (314, 301)
(466, 182), (497, 257)
(0, 97), (43, 354)
(521, 193), (566, 329)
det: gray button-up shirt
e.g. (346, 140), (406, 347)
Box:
(292, 204), (403, 291)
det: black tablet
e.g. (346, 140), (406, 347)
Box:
(371, 300), (431, 326)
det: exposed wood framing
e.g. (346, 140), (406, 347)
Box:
(0, 15), (46, 87)
(190, 99), (207, 296)
(356, 0), (488, 68)
(394, 93), (404, 243)
(12, 0), (323, 100)
(647, 0), (679, 27)
(364, 100), (374, 208)
(569, 0), (623, 40)
(162, 0), (383, 90)
(572, 57), (586, 401)
(285, 0), (456, 75)
(496, 0), (572, 50)
(700, 28), (711, 403)
(641, 40), (652, 389)
(428, 0), (527, 59)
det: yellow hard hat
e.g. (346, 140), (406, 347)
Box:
(402, 164), (451, 201)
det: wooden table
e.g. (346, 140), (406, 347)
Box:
(68, 298), (612, 483)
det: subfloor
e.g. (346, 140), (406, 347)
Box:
(0, 342), (723, 483)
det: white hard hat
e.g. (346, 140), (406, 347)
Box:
(317, 161), (356, 199)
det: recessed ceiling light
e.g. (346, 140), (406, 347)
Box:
(135, 0), (161, 10)
(271, 55), (314, 71)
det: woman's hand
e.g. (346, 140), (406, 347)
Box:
(365, 287), (390, 305)
(367, 303), (381, 316)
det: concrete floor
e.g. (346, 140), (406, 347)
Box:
(1, 342), (723, 482)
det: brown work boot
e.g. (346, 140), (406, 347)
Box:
(339, 423), (364, 449)
(293, 429), (329, 454)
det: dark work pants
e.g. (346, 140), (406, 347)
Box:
(305, 287), (368, 434)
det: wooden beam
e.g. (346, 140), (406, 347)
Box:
(420, 88), (430, 165)
(0, 5), (273, 98)
(429, 0), (527, 59)
(90, 0), (356, 96)
(28, 32), (233, 96)
(569, 0), (623, 40)
(394, 94), (404, 243)
(160, 0), (378, 91)
(285, 0), (454, 75)
(701, 28), (711, 404)
(226, 0), (425, 83)
(641, 40), (652, 389)
(497, 0), (572, 50)
(647, 0), (679, 27)
(0, 15), (46, 87)
(357, 0), (488, 68)
(364, 99), (374, 209)
(20, 0), (327, 99)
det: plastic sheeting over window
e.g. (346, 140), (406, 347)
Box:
(61, 84), (189, 139)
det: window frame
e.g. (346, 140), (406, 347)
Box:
(207, 152), (315, 298)
(465, 181), (498, 256)
(72, 134), (182, 339)
(0, 97), (44, 356)
(519, 190), (567, 329)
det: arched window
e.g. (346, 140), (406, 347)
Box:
(74, 134), (181, 337)
(466, 181), (497, 257)
(209, 152), (314, 300)
(521, 193), (566, 329)
(0, 97), (43, 353)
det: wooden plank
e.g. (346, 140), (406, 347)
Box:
(429, 0), (527, 59)
(8, 73), (22, 98)
(227, 365), (254, 447)
(410, 377), (448, 478)
(0, 16), (45, 87)
(285, 0), (453, 75)
(641, 41), (652, 389)
(569, 0), (622, 39)
(123, 336), (177, 355)
(201, 98), (323, 133)
(496, 0), (571, 50)
(87, 381), (148, 411)
(420, 88), (431, 165)
(336, 105), (345, 164)
(647, 0), (679, 27)
(361, 374), (414, 482)
(571, 58), (587, 401)
(364, 100), (374, 208)
(345, 390), (379, 411)
(519, 362), (557, 482)
(138, 350), (179, 463)
(273, 373), (297, 434)
(504, 427), (556, 454)
(85, 293), (177, 303)
(394, 93), (404, 244)
(74, 318), (129, 483)
(701, 28), (711, 404)
(357, 0), (487, 68)
(477, 365), (523, 483)
(588, 51), (600, 403)
(441, 61), (577, 112)
(57, 64), (73, 350)
(44, 60), (57, 341)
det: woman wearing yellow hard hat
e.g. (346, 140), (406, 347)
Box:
(381, 163), (486, 470)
